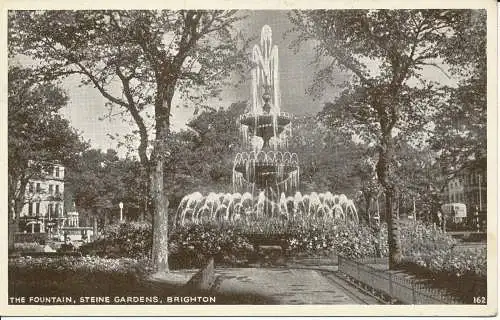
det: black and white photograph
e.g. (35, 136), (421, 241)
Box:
(3, 0), (497, 317)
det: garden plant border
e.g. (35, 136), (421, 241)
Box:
(338, 255), (469, 304)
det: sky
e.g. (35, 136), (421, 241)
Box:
(56, 10), (343, 157)
(15, 10), (456, 158)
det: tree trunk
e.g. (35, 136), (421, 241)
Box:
(364, 195), (371, 225)
(150, 149), (170, 272)
(104, 210), (109, 228)
(9, 192), (26, 251)
(136, 167), (149, 222)
(150, 83), (174, 272)
(93, 215), (98, 241)
(385, 188), (402, 268)
(376, 132), (403, 269)
(8, 217), (18, 252)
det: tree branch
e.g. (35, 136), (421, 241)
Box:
(418, 62), (451, 79)
(115, 66), (150, 165)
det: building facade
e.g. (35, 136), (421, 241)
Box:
(444, 159), (487, 216)
(19, 163), (66, 233)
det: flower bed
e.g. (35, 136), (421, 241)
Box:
(398, 248), (487, 303)
(80, 222), (152, 260)
(9, 256), (152, 298)
(169, 223), (255, 269)
(75, 219), (486, 286)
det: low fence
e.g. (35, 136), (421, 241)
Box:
(338, 256), (463, 304)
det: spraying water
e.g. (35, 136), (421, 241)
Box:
(176, 25), (359, 226)
(176, 191), (359, 225)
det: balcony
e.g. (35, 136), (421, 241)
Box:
(48, 192), (64, 201)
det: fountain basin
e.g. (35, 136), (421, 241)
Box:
(234, 162), (299, 186)
(240, 113), (292, 146)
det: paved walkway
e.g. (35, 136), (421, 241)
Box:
(213, 267), (379, 304)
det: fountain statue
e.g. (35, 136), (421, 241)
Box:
(175, 25), (358, 225)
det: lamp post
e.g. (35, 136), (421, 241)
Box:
(119, 202), (124, 222)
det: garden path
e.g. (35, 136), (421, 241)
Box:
(213, 267), (380, 304)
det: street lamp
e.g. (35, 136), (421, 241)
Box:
(119, 202), (124, 222)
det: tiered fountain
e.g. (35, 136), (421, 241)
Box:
(175, 26), (358, 225)
(232, 25), (299, 200)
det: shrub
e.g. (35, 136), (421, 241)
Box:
(281, 220), (382, 258)
(9, 256), (150, 297)
(13, 242), (43, 253)
(76, 215), (485, 282)
(14, 232), (48, 244)
(169, 223), (255, 268)
(399, 220), (457, 257)
(398, 247), (487, 303)
(9, 256), (143, 275)
(80, 222), (152, 259)
(401, 247), (486, 279)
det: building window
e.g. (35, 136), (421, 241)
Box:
(55, 185), (59, 194)
(36, 183), (41, 193)
(35, 202), (40, 216)
(49, 184), (53, 194)
(48, 204), (53, 217)
(55, 203), (60, 216)
(55, 167), (60, 178)
(29, 183), (34, 193)
(28, 202), (33, 215)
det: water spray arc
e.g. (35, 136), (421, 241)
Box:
(175, 25), (359, 225)
(233, 24), (298, 200)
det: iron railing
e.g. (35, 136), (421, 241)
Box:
(338, 255), (464, 304)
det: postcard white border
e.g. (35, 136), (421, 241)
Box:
(0, 0), (497, 317)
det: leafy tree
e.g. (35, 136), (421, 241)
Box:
(288, 114), (368, 197)
(430, 10), (487, 179)
(10, 10), (249, 271)
(163, 101), (246, 207)
(289, 9), (485, 268)
(66, 149), (143, 234)
(8, 65), (87, 246)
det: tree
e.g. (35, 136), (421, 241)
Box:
(288, 114), (368, 197)
(9, 10), (249, 271)
(8, 65), (86, 245)
(289, 10), (485, 268)
(66, 149), (143, 235)
(431, 10), (487, 177)
(164, 101), (247, 206)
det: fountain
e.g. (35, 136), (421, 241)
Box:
(175, 25), (358, 225)
(233, 25), (299, 200)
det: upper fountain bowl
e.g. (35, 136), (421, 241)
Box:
(239, 112), (292, 144)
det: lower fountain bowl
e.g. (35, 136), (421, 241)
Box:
(234, 162), (299, 186)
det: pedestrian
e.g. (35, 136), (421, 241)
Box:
(437, 210), (442, 230)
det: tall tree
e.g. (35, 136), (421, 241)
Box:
(289, 10), (485, 268)
(9, 10), (248, 271)
(8, 66), (86, 244)
(431, 10), (487, 176)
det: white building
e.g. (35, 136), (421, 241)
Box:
(20, 163), (65, 233)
